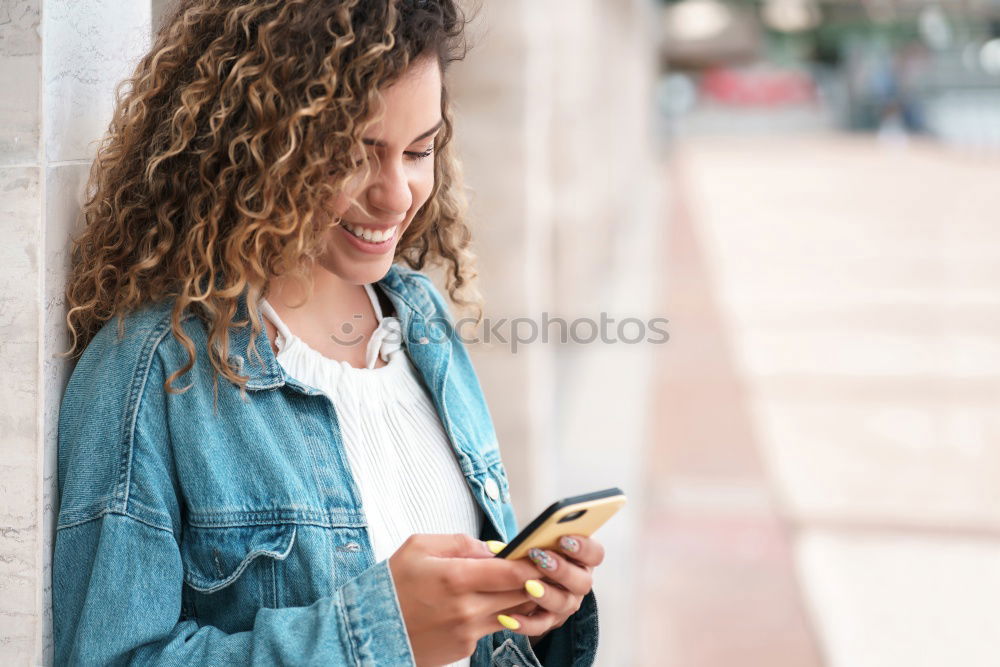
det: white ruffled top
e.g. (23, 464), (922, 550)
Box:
(257, 283), (484, 567)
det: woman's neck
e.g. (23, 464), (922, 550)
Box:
(264, 263), (383, 368)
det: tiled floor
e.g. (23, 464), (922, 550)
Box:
(640, 135), (1000, 666)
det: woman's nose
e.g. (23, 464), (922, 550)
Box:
(366, 158), (412, 218)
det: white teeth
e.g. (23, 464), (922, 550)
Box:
(344, 223), (396, 244)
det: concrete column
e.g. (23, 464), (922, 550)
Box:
(0, 1), (150, 663)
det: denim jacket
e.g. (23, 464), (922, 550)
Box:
(53, 263), (599, 666)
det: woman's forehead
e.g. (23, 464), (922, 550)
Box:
(363, 57), (443, 145)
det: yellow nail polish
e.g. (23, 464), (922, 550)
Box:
(486, 540), (507, 554)
(524, 579), (545, 598)
(497, 614), (520, 630)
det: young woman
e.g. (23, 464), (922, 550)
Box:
(53, 1), (603, 665)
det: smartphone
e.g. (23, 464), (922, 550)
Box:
(494, 487), (626, 559)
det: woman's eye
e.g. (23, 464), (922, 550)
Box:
(405, 146), (435, 161)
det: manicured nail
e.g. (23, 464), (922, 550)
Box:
(486, 540), (507, 554)
(497, 614), (520, 630)
(559, 535), (581, 553)
(528, 548), (557, 571)
(524, 579), (545, 598)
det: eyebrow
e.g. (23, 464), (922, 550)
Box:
(362, 119), (444, 148)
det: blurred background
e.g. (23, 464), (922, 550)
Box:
(651, 0), (1000, 665)
(444, 1), (1000, 666)
(2, 0), (1000, 665)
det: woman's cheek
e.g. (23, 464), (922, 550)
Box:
(327, 193), (353, 219)
(413, 168), (435, 210)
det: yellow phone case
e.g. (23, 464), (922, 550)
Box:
(498, 487), (626, 560)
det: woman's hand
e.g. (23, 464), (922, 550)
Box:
(387, 533), (544, 666)
(496, 534), (605, 643)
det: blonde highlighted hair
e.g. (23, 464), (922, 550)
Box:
(65, 0), (480, 393)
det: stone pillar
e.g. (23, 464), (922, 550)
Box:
(0, 1), (151, 663)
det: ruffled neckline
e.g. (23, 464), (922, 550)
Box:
(258, 283), (405, 372)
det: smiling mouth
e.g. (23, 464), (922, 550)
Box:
(341, 222), (399, 244)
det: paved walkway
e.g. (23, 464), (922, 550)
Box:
(640, 134), (1000, 667)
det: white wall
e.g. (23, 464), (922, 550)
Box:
(0, 1), (151, 663)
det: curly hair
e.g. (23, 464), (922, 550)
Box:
(64, 0), (480, 395)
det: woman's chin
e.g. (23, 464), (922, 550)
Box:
(318, 245), (396, 285)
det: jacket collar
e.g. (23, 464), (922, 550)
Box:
(231, 263), (434, 391)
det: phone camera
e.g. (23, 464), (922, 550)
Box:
(558, 509), (587, 523)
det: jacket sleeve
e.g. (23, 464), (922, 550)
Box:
(52, 511), (415, 666)
(524, 589), (600, 666)
(472, 589), (599, 667)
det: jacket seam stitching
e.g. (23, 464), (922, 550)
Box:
(270, 559), (278, 608)
(186, 513), (367, 528)
(383, 557), (417, 664)
(404, 272), (441, 318)
(56, 507), (175, 534)
(334, 595), (361, 666)
(119, 310), (176, 513)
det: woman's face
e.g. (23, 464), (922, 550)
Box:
(319, 55), (443, 285)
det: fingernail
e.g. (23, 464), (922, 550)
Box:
(486, 540), (507, 554)
(497, 614), (520, 630)
(559, 535), (580, 553)
(528, 548), (557, 571)
(524, 579), (545, 598)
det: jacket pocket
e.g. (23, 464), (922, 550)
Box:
(180, 522), (297, 632)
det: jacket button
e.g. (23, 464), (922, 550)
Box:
(418, 336), (429, 344)
(484, 477), (500, 501)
